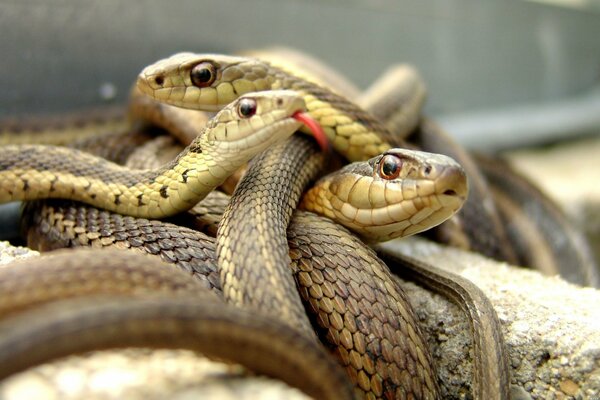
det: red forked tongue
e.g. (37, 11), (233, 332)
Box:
(292, 112), (330, 153)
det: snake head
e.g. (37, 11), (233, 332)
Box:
(200, 90), (306, 154)
(137, 53), (274, 111)
(302, 148), (468, 242)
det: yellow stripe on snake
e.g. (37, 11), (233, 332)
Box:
(0, 91), (305, 217)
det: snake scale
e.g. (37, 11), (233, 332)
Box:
(0, 99), (458, 398)
(18, 126), (464, 398)
(0, 249), (353, 400)
(2, 47), (592, 400)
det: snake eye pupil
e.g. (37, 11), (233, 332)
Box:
(191, 62), (216, 87)
(238, 98), (257, 118)
(379, 154), (402, 180)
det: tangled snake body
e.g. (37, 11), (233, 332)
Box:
(0, 50), (533, 400)
(0, 91), (306, 218)
(0, 104), (466, 399)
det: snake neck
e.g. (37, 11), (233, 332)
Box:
(0, 134), (238, 219)
(267, 64), (399, 161)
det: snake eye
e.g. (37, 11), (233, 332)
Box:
(191, 62), (216, 87)
(378, 154), (402, 180)
(237, 98), (257, 118)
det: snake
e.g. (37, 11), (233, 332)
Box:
(0, 105), (128, 146)
(0, 51), (514, 399)
(0, 90), (309, 218)
(133, 51), (512, 400)
(0, 90), (471, 399)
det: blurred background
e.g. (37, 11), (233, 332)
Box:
(1, 0), (600, 149)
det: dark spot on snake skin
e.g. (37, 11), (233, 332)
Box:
(137, 193), (145, 207)
(160, 185), (169, 198)
(22, 179), (29, 191)
(114, 194), (121, 205)
(90, 193), (96, 199)
(189, 143), (203, 153)
(181, 169), (190, 183)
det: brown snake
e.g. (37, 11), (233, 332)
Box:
(0, 249), (353, 400)
(19, 196), (440, 399)
(135, 51), (515, 399)
(0, 51), (532, 399)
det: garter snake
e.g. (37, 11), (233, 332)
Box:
(136, 52), (512, 399)
(0, 90), (308, 218)
(0, 52), (510, 399)
(0, 100), (469, 400)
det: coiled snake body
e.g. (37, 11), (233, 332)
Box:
(0, 51), (523, 400)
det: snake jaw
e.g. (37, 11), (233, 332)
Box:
(301, 148), (469, 242)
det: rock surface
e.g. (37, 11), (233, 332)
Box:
(387, 238), (600, 400)
(0, 241), (38, 266)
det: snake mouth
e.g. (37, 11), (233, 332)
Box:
(292, 112), (330, 153)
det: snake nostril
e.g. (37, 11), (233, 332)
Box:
(154, 75), (164, 86)
(443, 189), (457, 196)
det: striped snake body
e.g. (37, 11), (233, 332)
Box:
(0, 102), (469, 399)
(137, 52), (401, 161)
(0, 91), (306, 218)
(0, 50), (541, 400)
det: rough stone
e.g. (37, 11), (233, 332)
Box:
(0, 241), (39, 266)
(385, 237), (600, 400)
(0, 348), (309, 400)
